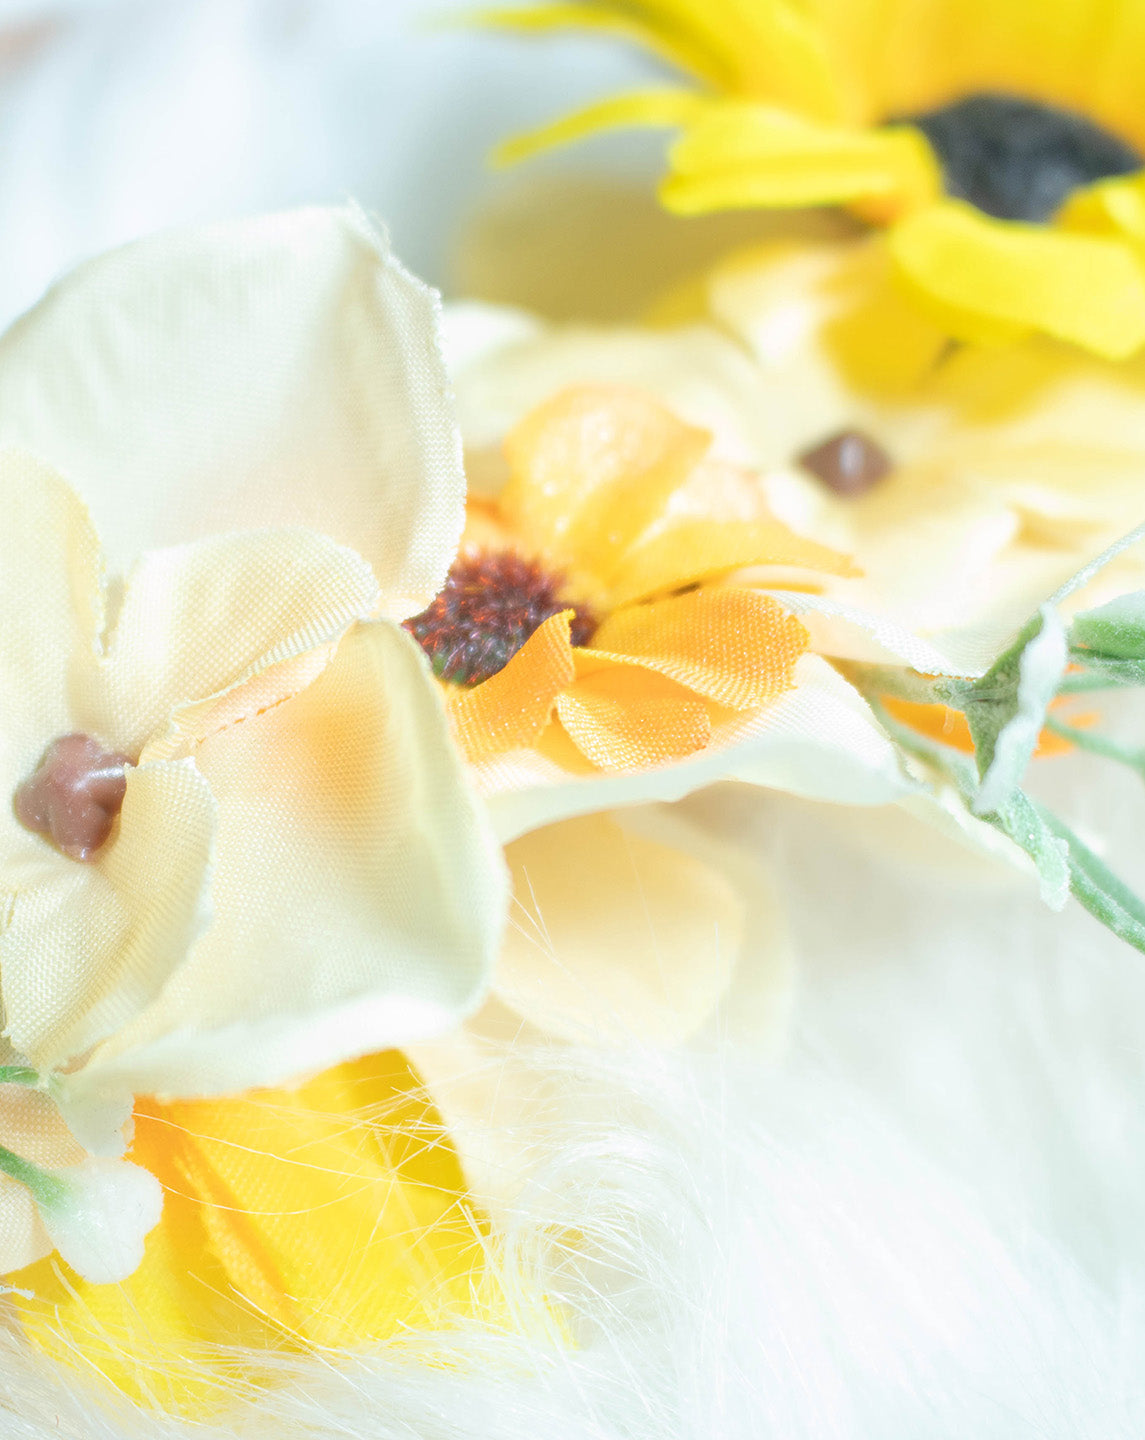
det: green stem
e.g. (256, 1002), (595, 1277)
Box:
(0, 1142), (68, 1209)
(0, 1066), (39, 1087)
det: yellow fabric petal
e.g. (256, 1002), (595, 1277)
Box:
(84, 529), (379, 761)
(611, 516), (857, 607)
(0, 761), (216, 1075)
(662, 104), (940, 216)
(555, 666), (712, 769)
(14, 1050), (484, 1411)
(500, 384), (712, 584)
(842, 0), (1145, 155)
(0, 208), (465, 617)
(493, 88), (705, 168)
(890, 199), (1145, 359)
(1057, 172), (1145, 245)
(450, 611), (576, 763)
(478, 0), (843, 115)
(66, 623), (507, 1104)
(497, 810), (741, 1044)
(584, 588), (809, 710)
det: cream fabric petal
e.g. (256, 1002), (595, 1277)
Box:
(475, 654), (913, 843)
(496, 808), (746, 1046)
(70, 622), (507, 1101)
(0, 760), (216, 1074)
(0, 1180), (50, 1276)
(0, 452), (102, 792)
(0, 207), (464, 617)
(78, 529), (379, 758)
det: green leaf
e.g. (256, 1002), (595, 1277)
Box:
(959, 607), (1068, 815)
(985, 786), (1071, 909)
(1036, 806), (1145, 953)
(1071, 591), (1145, 660)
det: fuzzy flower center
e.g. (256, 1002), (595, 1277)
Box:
(405, 550), (597, 686)
(906, 92), (1143, 223)
(15, 734), (130, 862)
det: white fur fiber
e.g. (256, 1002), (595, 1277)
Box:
(4, 740), (1145, 1438)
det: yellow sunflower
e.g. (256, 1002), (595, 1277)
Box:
(485, 0), (1145, 358)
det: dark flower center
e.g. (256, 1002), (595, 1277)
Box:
(904, 92), (1143, 223)
(404, 549), (597, 686)
(15, 733), (130, 862)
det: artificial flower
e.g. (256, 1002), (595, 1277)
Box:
(484, 0), (1145, 358)
(0, 208), (931, 1060)
(445, 242), (1145, 677)
(0, 452), (505, 1279)
(410, 382), (853, 773)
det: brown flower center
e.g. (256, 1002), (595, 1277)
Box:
(15, 734), (130, 862)
(404, 549), (596, 686)
(798, 429), (893, 496)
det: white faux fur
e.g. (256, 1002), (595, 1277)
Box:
(4, 741), (1145, 1439)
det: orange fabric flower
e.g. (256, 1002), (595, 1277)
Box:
(407, 385), (857, 775)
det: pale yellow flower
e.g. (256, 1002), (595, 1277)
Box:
(0, 208), (929, 1069)
(0, 210), (510, 1281)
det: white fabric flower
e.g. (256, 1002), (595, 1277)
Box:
(0, 209), (511, 1275)
(0, 457), (505, 1158)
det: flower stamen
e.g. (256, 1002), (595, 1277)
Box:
(405, 550), (596, 686)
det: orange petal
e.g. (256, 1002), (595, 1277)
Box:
(555, 666), (712, 771)
(500, 385), (711, 584)
(611, 516), (858, 606)
(450, 611), (576, 762)
(585, 587), (808, 710)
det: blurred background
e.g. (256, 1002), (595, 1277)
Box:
(0, 0), (802, 326)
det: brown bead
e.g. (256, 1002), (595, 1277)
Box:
(14, 734), (130, 862)
(797, 429), (893, 497)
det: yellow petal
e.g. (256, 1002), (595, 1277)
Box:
(890, 199), (1145, 359)
(843, 0), (1145, 156)
(67, 623), (507, 1103)
(85, 529), (379, 761)
(450, 611), (576, 763)
(555, 666), (712, 769)
(1057, 172), (1145, 245)
(14, 1050), (484, 1410)
(501, 384), (711, 583)
(611, 516), (857, 606)
(477, 1), (842, 116)
(0, 208), (465, 616)
(662, 105), (940, 216)
(0, 760), (216, 1075)
(584, 587), (808, 710)
(492, 87), (705, 168)
(497, 810), (741, 1044)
